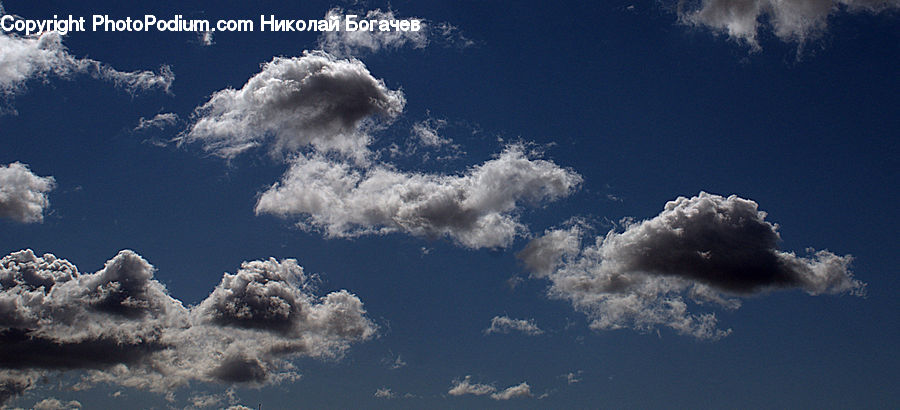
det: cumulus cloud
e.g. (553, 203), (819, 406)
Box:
(449, 376), (532, 400)
(677, 0), (900, 49)
(490, 382), (532, 400)
(32, 397), (82, 410)
(484, 316), (544, 336)
(318, 8), (429, 57)
(183, 51), (405, 161)
(0, 30), (173, 103)
(0, 162), (55, 223)
(0, 249), (376, 404)
(448, 375), (496, 396)
(520, 192), (865, 339)
(255, 144), (582, 249)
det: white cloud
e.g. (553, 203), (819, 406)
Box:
(448, 376), (533, 400)
(256, 144), (582, 249)
(490, 382), (532, 400)
(386, 115), (465, 163)
(0, 249), (376, 404)
(183, 51), (404, 162)
(374, 387), (396, 399)
(411, 117), (451, 148)
(0, 162), (55, 223)
(520, 192), (865, 339)
(448, 375), (495, 396)
(134, 113), (179, 131)
(678, 0), (900, 49)
(32, 398), (82, 410)
(198, 30), (214, 46)
(564, 371), (582, 384)
(318, 8), (429, 57)
(0, 30), (173, 104)
(484, 316), (544, 336)
(386, 354), (406, 369)
(187, 391), (224, 408)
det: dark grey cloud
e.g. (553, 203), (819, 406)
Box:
(520, 192), (864, 339)
(676, 0), (900, 49)
(0, 370), (39, 405)
(0, 162), (55, 223)
(0, 249), (376, 404)
(255, 144), (582, 249)
(183, 51), (405, 162)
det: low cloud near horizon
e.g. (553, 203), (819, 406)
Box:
(0, 249), (376, 404)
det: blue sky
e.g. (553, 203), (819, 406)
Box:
(0, 0), (897, 408)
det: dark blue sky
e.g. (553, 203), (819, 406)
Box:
(1, 1), (897, 408)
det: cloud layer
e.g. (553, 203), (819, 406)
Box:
(184, 51), (404, 161)
(677, 0), (900, 48)
(256, 145), (582, 249)
(0, 31), (173, 102)
(0, 162), (55, 223)
(0, 249), (375, 404)
(519, 192), (864, 339)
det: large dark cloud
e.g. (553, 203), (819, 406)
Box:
(183, 51), (405, 161)
(519, 192), (864, 339)
(0, 250), (376, 404)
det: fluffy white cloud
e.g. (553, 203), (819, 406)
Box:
(484, 316), (543, 336)
(490, 382), (532, 400)
(318, 8), (428, 57)
(448, 375), (496, 396)
(256, 145), (582, 249)
(448, 376), (532, 400)
(678, 0), (900, 48)
(183, 51), (405, 161)
(0, 162), (55, 223)
(0, 249), (376, 404)
(0, 30), (173, 102)
(520, 192), (865, 339)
